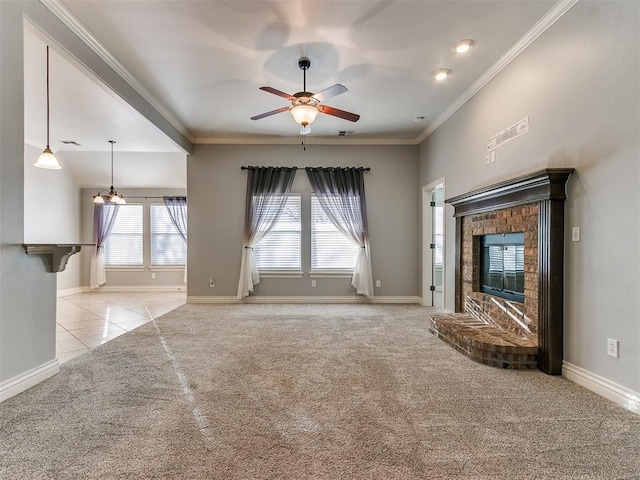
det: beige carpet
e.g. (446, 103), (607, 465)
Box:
(1, 304), (639, 479)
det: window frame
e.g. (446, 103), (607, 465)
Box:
(253, 193), (303, 275)
(104, 203), (144, 267)
(150, 203), (187, 267)
(309, 194), (361, 275)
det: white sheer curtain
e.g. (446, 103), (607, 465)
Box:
(163, 196), (188, 283)
(237, 167), (297, 298)
(89, 202), (120, 289)
(306, 167), (374, 297)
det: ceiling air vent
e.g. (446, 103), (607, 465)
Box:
(338, 131), (355, 137)
(60, 140), (82, 146)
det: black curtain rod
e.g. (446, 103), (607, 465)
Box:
(125, 196), (186, 199)
(241, 166), (370, 171)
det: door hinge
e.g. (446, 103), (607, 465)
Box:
(430, 285), (436, 291)
(430, 201), (436, 207)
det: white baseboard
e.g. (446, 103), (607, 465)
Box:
(57, 286), (83, 297)
(563, 361), (640, 415)
(0, 359), (60, 403)
(187, 295), (422, 304)
(83, 285), (187, 293)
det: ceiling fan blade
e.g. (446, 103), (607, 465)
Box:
(312, 84), (347, 102)
(250, 106), (291, 120)
(319, 105), (360, 122)
(259, 86), (294, 100)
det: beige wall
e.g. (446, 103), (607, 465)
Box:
(419, 1), (639, 392)
(187, 144), (420, 299)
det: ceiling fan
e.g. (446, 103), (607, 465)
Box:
(251, 57), (360, 133)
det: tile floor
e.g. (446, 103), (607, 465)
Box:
(56, 291), (186, 364)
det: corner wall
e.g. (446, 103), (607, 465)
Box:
(24, 144), (82, 294)
(187, 144), (420, 301)
(419, 1), (640, 394)
(1, 2), (58, 401)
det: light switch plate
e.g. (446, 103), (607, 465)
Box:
(571, 226), (580, 242)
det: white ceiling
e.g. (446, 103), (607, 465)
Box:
(23, 0), (562, 185)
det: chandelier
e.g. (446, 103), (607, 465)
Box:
(92, 141), (126, 204)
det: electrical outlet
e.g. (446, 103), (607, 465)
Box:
(151, 273), (156, 279)
(209, 278), (216, 288)
(375, 280), (381, 288)
(311, 280), (317, 288)
(607, 338), (619, 358)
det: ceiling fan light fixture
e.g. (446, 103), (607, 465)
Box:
(290, 104), (319, 126)
(434, 69), (451, 81)
(300, 125), (311, 135)
(454, 39), (474, 54)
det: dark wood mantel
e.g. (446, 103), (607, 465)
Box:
(446, 168), (574, 375)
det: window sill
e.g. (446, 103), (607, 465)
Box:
(259, 271), (304, 278)
(105, 266), (145, 272)
(150, 266), (185, 272)
(309, 271), (353, 278)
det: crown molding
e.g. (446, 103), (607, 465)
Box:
(39, 0), (195, 144)
(417, 0), (580, 143)
(193, 136), (419, 146)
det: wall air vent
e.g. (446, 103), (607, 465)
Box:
(60, 140), (82, 146)
(487, 117), (529, 151)
(338, 131), (355, 137)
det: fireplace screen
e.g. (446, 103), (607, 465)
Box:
(480, 232), (525, 302)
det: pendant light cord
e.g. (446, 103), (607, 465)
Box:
(45, 45), (50, 149)
(109, 140), (116, 188)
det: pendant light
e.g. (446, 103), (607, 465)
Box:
(34, 45), (62, 170)
(92, 141), (126, 204)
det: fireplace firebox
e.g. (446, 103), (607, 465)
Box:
(480, 232), (525, 303)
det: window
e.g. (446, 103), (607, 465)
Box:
(105, 204), (143, 265)
(311, 195), (360, 272)
(434, 205), (444, 267)
(254, 195), (301, 272)
(151, 204), (187, 266)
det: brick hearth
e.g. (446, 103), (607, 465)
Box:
(430, 313), (538, 369)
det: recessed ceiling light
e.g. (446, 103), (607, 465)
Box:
(434, 69), (451, 81)
(454, 39), (474, 54)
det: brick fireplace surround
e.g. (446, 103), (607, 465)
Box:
(430, 169), (573, 375)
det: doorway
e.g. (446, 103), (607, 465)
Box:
(422, 179), (445, 308)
